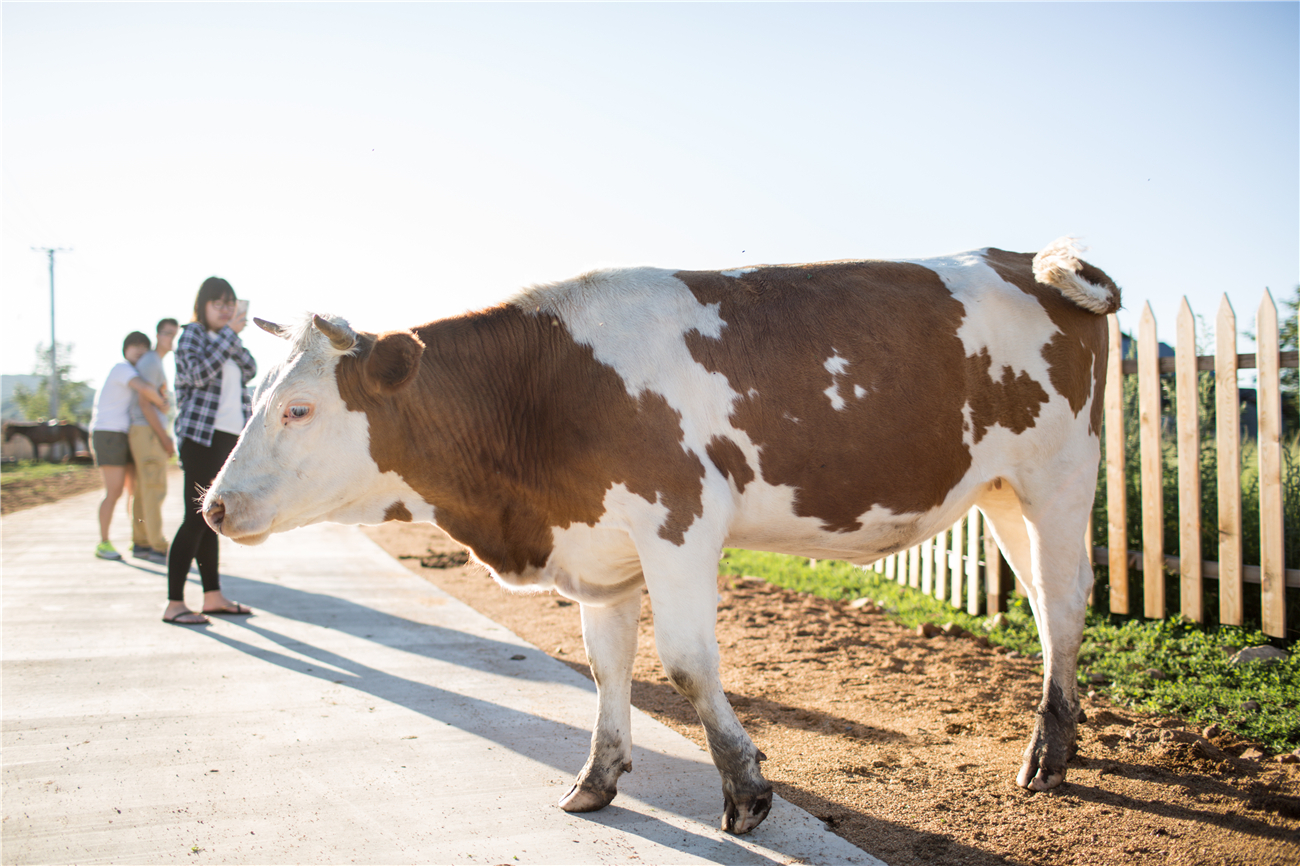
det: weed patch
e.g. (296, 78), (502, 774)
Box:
(719, 549), (1300, 753)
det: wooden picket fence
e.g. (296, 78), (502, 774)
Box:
(866, 290), (1298, 638)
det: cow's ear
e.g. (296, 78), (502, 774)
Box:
(364, 329), (425, 394)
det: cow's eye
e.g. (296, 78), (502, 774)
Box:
(284, 404), (313, 423)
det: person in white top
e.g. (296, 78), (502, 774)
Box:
(89, 332), (168, 561)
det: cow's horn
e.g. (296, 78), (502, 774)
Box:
(255, 318), (290, 339)
(313, 314), (357, 351)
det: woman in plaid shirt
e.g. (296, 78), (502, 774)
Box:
(163, 277), (258, 626)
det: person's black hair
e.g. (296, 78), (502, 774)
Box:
(193, 277), (236, 329)
(123, 331), (151, 356)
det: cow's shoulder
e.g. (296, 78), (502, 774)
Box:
(346, 288), (709, 580)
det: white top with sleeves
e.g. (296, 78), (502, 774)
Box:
(89, 362), (140, 434)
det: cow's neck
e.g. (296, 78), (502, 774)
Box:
(339, 304), (573, 577)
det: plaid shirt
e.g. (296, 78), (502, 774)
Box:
(173, 322), (257, 447)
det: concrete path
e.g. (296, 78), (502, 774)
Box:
(2, 483), (883, 865)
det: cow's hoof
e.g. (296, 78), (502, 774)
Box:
(1016, 756), (1065, 791)
(559, 783), (617, 813)
(722, 786), (773, 834)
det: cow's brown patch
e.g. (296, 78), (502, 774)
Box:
(678, 260), (1054, 532)
(384, 501), (413, 522)
(334, 305), (704, 576)
(983, 249), (1112, 435)
(705, 435), (755, 493)
(964, 349), (1050, 444)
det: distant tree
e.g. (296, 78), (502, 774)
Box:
(12, 341), (93, 426)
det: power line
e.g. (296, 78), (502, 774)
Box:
(30, 247), (71, 421)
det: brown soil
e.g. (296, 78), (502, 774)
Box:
(0, 463), (101, 514)
(362, 521), (1300, 866)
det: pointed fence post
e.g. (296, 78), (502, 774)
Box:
(1105, 314), (1129, 613)
(1216, 295), (1243, 626)
(1175, 298), (1203, 623)
(1138, 302), (1165, 618)
(1256, 290), (1285, 638)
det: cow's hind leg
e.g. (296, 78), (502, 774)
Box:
(642, 554), (771, 834)
(560, 593), (640, 813)
(978, 476), (1093, 792)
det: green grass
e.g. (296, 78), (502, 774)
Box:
(719, 549), (1300, 753)
(0, 458), (92, 482)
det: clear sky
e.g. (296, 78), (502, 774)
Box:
(4, 2), (1297, 392)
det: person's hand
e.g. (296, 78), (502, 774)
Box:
(161, 433), (176, 458)
(230, 307), (248, 333)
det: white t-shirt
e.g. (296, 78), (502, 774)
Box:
(89, 362), (140, 434)
(210, 331), (245, 435)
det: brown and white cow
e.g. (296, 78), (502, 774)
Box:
(203, 238), (1119, 834)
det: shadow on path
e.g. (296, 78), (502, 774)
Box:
(196, 571), (789, 864)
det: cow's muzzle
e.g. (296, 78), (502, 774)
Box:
(203, 498), (226, 534)
(201, 490), (274, 545)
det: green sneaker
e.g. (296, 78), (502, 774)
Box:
(95, 542), (122, 561)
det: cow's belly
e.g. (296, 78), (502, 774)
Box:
(496, 522), (646, 606)
(724, 475), (986, 565)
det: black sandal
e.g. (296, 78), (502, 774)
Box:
(163, 610), (210, 626)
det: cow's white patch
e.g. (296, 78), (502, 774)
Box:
(909, 251), (1063, 430)
(721, 267), (758, 278)
(822, 351), (850, 410)
(512, 267), (744, 456)
(853, 384), (868, 399)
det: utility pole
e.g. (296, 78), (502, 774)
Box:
(31, 247), (71, 421)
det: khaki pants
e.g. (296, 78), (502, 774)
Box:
(128, 426), (169, 553)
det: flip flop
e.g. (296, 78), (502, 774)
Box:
(202, 602), (252, 616)
(163, 610), (210, 626)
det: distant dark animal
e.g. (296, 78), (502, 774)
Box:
(3, 421), (88, 461)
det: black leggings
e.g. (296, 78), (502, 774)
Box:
(167, 431), (239, 602)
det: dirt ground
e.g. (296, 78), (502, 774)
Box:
(361, 521), (1300, 866)
(0, 463), (102, 514)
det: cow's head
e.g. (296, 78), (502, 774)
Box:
(203, 314), (426, 544)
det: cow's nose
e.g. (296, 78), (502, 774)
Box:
(204, 499), (226, 534)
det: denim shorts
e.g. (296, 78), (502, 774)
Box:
(91, 430), (130, 466)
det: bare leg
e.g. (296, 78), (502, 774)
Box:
(123, 463), (136, 523)
(97, 466), (127, 543)
(560, 593), (641, 812)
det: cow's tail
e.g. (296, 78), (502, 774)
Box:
(1032, 237), (1121, 315)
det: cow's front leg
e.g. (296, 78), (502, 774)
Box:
(560, 592), (640, 813)
(646, 564), (771, 834)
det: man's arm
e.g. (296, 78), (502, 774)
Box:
(128, 377), (166, 408)
(137, 392), (175, 457)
